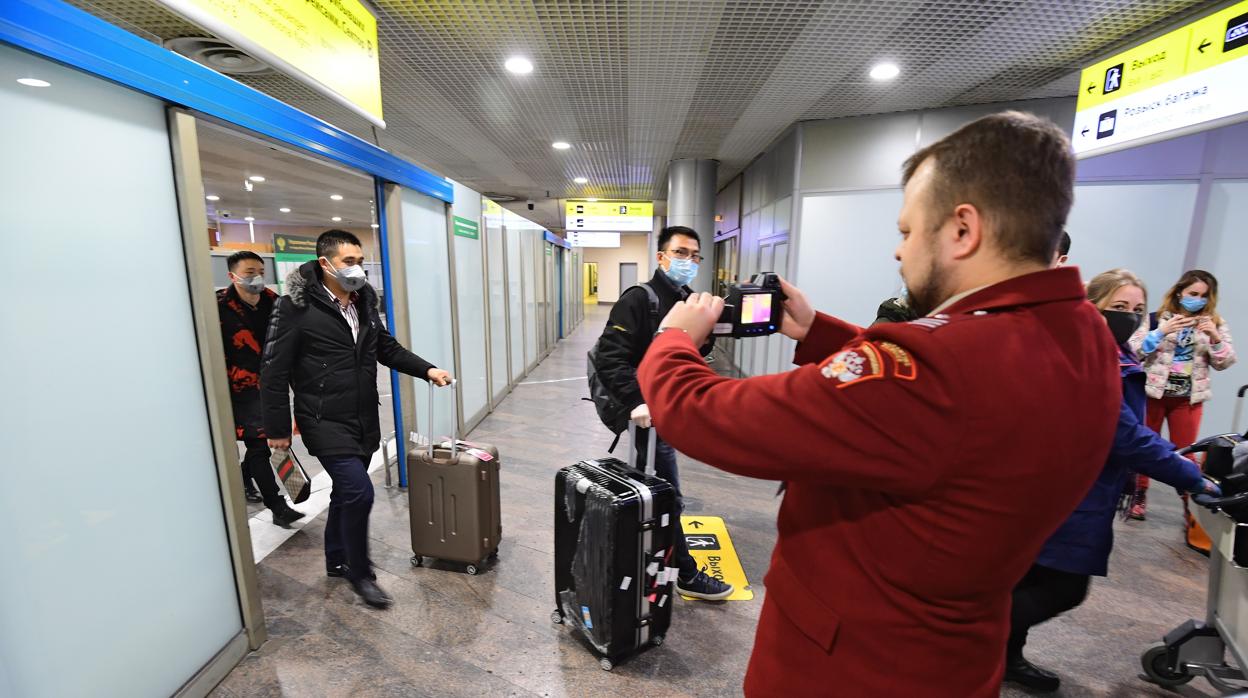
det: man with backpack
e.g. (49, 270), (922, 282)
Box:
(587, 225), (733, 601)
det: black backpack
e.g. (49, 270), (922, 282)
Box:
(586, 283), (660, 450)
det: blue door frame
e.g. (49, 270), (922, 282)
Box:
(1, 0), (457, 486)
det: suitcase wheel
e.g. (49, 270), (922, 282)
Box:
(465, 564), (479, 576)
(598, 657), (614, 672)
(550, 610), (564, 625)
(410, 555), (423, 568)
(651, 634), (664, 647)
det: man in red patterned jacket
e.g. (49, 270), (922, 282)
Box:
(637, 112), (1120, 695)
(217, 251), (304, 526)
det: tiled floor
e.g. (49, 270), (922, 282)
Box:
(216, 305), (1223, 697)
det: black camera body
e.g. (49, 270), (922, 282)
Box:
(713, 272), (786, 338)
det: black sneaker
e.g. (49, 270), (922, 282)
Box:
(270, 502), (305, 527)
(244, 485), (263, 503)
(1003, 655), (1060, 692)
(675, 566), (733, 601)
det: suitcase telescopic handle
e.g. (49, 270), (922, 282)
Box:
(627, 422), (659, 476)
(426, 378), (460, 460)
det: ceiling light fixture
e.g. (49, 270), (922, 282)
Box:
(551, 141), (571, 150)
(330, 194), (343, 201)
(279, 207), (291, 213)
(332, 216), (342, 222)
(370, 223), (380, 229)
(587, 197), (599, 202)
(504, 56), (534, 74)
(869, 62), (900, 81)
(205, 195), (220, 201)
(248, 175), (266, 182)
(243, 216), (255, 221)
(17, 78), (51, 88)
(573, 177), (588, 184)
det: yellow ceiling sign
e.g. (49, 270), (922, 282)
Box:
(1073, 0), (1248, 155)
(157, 0), (384, 127)
(564, 201), (654, 218)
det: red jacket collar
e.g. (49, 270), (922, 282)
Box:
(942, 267), (1086, 316)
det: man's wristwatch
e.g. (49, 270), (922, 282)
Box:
(654, 327), (689, 338)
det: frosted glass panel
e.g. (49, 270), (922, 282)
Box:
(485, 209), (509, 399)
(0, 46), (241, 697)
(400, 190), (456, 439)
(768, 242), (795, 375)
(1193, 179), (1248, 435)
(453, 220), (488, 423)
(1065, 182), (1198, 292)
(522, 229), (538, 370)
(796, 190), (905, 328)
(506, 222), (525, 379)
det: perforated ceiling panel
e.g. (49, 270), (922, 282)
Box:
(67, 0), (1211, 230)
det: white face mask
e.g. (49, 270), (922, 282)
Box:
(323, 258), (367, 292)
(233, 273), (266, 294)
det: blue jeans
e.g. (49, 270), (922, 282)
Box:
(319, 453), (374, 581)
(635, 430), (697, 578)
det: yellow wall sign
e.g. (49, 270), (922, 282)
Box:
(564, 200), (654, 232)
(157, 0), (384, 127)
(1074, 0), (1248, 155)
(679, 515), (753, 601)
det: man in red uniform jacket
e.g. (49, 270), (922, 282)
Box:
(637, 112), (1121, 696)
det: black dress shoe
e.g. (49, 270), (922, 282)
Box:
(244, 486), (263, 503)
(327, 563), (376, 581)
(270, 502), (306, 527)
(1004, 655), (1060, 692)
(350, 578), (393, 609)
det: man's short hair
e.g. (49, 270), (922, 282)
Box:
(227, 250), (263, 272)
(1059, 231), (1071, 257)
(317, 229), (363, 259)
(901, 111), (1075, 265)
(657, 225), (700, 252)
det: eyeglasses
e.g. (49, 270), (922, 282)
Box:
(666, 248), (703, 264)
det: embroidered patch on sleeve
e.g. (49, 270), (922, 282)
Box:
(820, 342), (883, 388)
(877, 341), (917, 380)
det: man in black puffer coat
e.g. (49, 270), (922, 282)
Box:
(262, 230), (452, 608)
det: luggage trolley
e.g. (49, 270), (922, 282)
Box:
(1142, 393), (1248, 693)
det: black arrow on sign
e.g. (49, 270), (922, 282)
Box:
(688, 520), (704, 529)
(1087, 83), (1096, 94)
(1199, 39), (1212, 53)
(1082, 127), (1090, 137)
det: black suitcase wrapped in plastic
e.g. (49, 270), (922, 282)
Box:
(552, 427), (678, 670)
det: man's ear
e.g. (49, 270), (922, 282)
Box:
(948, 203), (983, 261)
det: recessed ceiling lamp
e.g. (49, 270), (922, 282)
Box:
(243, 216), (255, 221)
(587, 197), (599, 202)
(330, 194), (343, 201)
(551, 141), (571, 150)
(17, 78), (50, 87)
(370, 223), (380, 229)
(279, 207), (291, 213)
(248, 175), (266, 182)
(332, 216), (343, 222)
(573, 177), (588, 184)
(869, 62), (900, 81)
(504, 56), (534, 74)
(205, 195), (220, 201)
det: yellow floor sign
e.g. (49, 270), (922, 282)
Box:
(679, 515), (753, 601)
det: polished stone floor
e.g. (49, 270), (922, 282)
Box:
(215, 305), (1223, 697)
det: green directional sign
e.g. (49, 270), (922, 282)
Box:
(452, 215), (480, 239)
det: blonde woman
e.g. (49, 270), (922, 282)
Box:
(1128, 270), (1236, 546)
(1006, 269), (1212, 691)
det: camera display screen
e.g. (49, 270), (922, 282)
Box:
(741, 293), (772, 324)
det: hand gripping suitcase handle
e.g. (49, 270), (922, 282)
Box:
(627, 421), (658, 476)
(425, 378), (460, 460)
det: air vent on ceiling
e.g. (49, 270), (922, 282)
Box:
(165, 37), (273, 76)
(484, 193), (517, 202)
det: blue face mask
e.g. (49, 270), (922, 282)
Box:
(1180, 296), (1208, 313)
(664, 256), (698, 286)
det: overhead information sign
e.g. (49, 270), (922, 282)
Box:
(1073, 0), (1248, 155)
(679, 516), (753, 601)
(156, 0), (385, 127)
(566, 231), (621, 248)
(565, 200), (653, 232)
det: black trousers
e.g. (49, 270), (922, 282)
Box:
(320, 453), (374, 582)
(1008, 563), (1091, 658)
(241, 438), (284, 510)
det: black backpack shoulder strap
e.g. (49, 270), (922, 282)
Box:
(637, 282), (660, 326)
